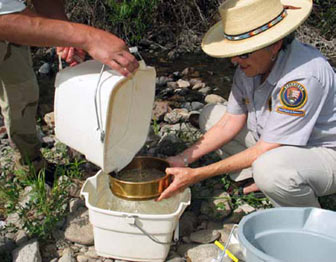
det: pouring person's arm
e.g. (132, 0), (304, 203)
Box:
(0, 7), (138, 76)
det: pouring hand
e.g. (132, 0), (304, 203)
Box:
(85, 31), (139, 77)
(57, 47), (86, 66)
(156, 167), (198, 201)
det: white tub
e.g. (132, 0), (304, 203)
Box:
(81, 171), (191, 262)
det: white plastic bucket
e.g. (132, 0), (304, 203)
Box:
(238, 207), (336, 262)
(54, 60), (156, 173)
(81, 171), (191, 262)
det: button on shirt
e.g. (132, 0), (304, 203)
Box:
(227, 39), (336, 147)
(0, 0), (25, 15)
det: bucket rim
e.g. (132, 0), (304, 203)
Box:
(237, 207), (327, 261)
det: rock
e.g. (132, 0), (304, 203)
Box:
(192, 82), (206, 90)
(191, 102), (204, 111)
(186, 244), (218, 262)
(15, 230), (28, 246)
(198, 86), (212, 95)
(156, 76), (173, 87)
(85, 246), (98, 258)
(152, 101), (171, 121)
(164, 108), (189, 124)
(167, 81), (178, 89)
(64, 207), (94, 245)
(223, 207), (246, 224)
(177, 79), (191, 89)
(218, 224), (237, 243)
(44, 112), (55, 128)
(38, 62), (51, 75)
(69, 198), (85, 213)
(0, 236), (16, 255)
(239, 203), (256, 214)
(77, 254), (89, 262)
(166, 257), (185, 262)
(200, 191), (232, 221)
(59, 248), (75, 262)
(204, 94), (226, 104)
(190, 229), (220, 244)
(176, 243), (198, 257)
(179, 211), (198, 237)
(12, 239), (41, 262)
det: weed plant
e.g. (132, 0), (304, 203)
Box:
(0, 142), (85, 240)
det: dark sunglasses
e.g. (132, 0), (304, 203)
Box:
(238, 52), (253, 59)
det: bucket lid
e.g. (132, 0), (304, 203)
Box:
(54, 60), (156, 173)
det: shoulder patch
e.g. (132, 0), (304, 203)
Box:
(276, 81), (307, 117)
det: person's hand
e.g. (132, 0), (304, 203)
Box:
(57, 47), (86, 67)
(166, 155), (186, 167)
(156, 167), (197, 201)
(85, 30), (139, 77)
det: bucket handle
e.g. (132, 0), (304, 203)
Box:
(93, 47), (145, 143)
(125, 215), (176, 245)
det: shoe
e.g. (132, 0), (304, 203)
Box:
(189, 113), (200, 129)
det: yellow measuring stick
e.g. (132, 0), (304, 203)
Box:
(214, 240), (239, 262)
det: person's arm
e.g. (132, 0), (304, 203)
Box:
(0, 9), (138, 75)
(167, 112), (247, 166)
(158, 139), (280, 200)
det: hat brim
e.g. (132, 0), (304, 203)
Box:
(201, 0), (312, 58)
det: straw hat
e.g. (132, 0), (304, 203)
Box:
(202, 0), (313, 58)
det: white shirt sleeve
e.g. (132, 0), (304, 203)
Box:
(261, 76), (326, 145)
(0, 0), (26, 15)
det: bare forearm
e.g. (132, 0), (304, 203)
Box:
(195, 140), (281, 181)
(0, 10), (90, 48)
(181, 113), (247, 163)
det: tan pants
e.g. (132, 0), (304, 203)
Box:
(199, 103), (336, 207)
(0, 42), (42, 164)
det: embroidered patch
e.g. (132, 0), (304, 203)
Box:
(276, 81), (307, 116)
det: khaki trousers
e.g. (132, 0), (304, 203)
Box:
(199, 103), (336, 207)
(0, 42), (41, 164)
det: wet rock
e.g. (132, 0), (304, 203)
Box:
(204, 94), (226, 104)
(12, 239), (41, 262)
(152, 101), (171, 121)
(187, 244), (218, 262)
(64, 207), (94, 245)
(177, 79), (191, 89)
(190, 229), (220, 244)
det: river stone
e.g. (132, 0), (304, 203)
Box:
(152, 101), (171, 121)
(59, 247), (75, 262)
(166, 257), (185, 262)
(44, 112), (55, 128)
(64, 207), (94, 245)
(192, 82), (206, 90)
(77, 254), (89, 262)
(190, 229), (220, 244)
(186, 244), (218, 262)
(85, 246), (99, 258)
(167, 81), (178, 89)
(177, 79), (190, 88)
(204, 94), (226, 104)
(15, 230), (28, 246)
(191, 101), (204, 111)
(12, 239), (41, 262)
(198, 86), (212, 95)
(164, 108), (189, 124)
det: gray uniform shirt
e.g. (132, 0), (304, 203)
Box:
(227, 39), (336, 147)
(0, 0), (25, 15)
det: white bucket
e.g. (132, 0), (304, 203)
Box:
(81, 171), (191, 262)
(54, 60), (156, 173)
